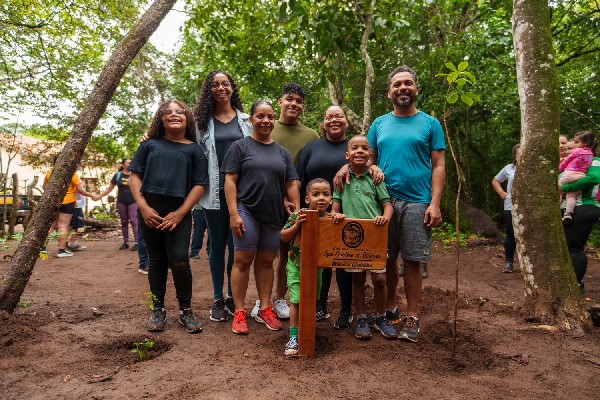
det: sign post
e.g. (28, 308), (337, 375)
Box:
(298, 210), (388, 358)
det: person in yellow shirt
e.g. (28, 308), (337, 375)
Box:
(44, 155), (97, 257)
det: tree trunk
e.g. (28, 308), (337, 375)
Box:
(0, 0), (177, 312)
(359, 0), (376, 134)
(511, 0), (591, 333)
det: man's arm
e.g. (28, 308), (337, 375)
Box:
(424, 150), (445, 227)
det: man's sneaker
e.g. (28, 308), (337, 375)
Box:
(354, 317), (372, 340)
(67, 243), (86, 251)
(251, 300), (261, 318)
(210, 299), (229, 322)
(138, 266), (149, 275)
(562, 212), (573, 225)
(147, 308), (166, 332)
(232, 310), (249, 335)
(119, 243), (129, 250)
(399, 315), (420, 342)
(57, 249), (73, 258)
(255, 306), (283, 331)
(179, 308), (203, 333)
(130, 243), (138, 251)
(374, 316), (398, 339)
(273, 298), (290, 319)
(316, 305), (330, 321)
(421, 261), (428, 279)
(503, 261), (513, 273)
(224, 297), (235, 316)
(386, 307), (401, 323)
(284, 337), (299, 357)
(333, 310), (353, 330)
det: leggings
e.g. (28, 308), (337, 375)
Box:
(141, 193), (193, 310)
(117, 202), (139, 244)
(318, 268), (353, 313)
(504, 210), (516, 263)
(204, 192), (234, 301)
(563, 205), (600, 283)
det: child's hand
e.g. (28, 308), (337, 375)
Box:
(374, 216), (389, 225)
(332, 213), (346, 223)
(295, 209), (307, 225)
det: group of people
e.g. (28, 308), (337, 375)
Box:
(47, 66), (446, 357)
(493, 131), (599, 292)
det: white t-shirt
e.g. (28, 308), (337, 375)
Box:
(494, 163), (516, 211)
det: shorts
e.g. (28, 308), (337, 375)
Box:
(70, 208), (85, 230)
(232, 202), (281, 252)
(387, 198), (432, 262)
(59, 202), (75, 214)
(286, 256), (322, 304)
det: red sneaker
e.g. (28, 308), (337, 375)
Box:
(255, 305), (283, 331)
(232, 310), (249, 335)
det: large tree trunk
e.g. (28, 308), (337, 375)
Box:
(511, 0), (591, 333)
(0, 0), (177, 312)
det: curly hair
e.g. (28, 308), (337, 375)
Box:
(281, 82), (307, 99)
(194, 70), (244, 135)
(387, 66), (418, 87)
(146, 99), (196, 143)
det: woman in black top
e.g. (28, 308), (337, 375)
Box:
(222, 100), (300, 335)
(129, 100), (208, 334)
(295, 105), (353, 329)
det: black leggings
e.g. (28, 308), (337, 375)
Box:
(564, 205), (600, 283)
(141, 193), (193, 310)
(504, 210), (516, 263)
(318, 268), (353, 313)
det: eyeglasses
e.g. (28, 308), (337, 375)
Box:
(211, 81), (232, 89)
(161, 108), (186, 116)
(324, 114), (346, 121)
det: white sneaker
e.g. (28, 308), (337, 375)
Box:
(250, 300), (260, 318)
(273, 298), (290, 319)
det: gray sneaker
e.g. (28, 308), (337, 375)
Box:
(147, 308), (166, 331)
(354, 317), (372, 340)
(399, 315), (420, 342)
(374, 316), (398, 339)
(209, 299), (229, 322)
(503, 261), (513, 273)
(179, 308), (203, 333)
(224, 297), (235, 316)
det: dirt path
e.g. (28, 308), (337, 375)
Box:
(1, 232), (599, 399)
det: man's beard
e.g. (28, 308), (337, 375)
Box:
(392, 93), (416, 108)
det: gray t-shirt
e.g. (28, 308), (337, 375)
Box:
(129, 137), (208, 199)
(214, 117), (244, 190)
(221, 136), (299, 228)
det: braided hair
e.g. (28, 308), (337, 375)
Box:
(194, 70), (244, 135)
(147, 100), (196, 143)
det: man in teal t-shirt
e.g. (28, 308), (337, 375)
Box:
(367, 66), (446, 343)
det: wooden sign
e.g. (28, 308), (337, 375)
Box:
(298, 210), (388, 358)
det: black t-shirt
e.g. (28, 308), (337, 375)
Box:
(296, 137), (348, 207)
(111, 171), (135, 205)
(214, 117), (244, 190)
(221, 136), (299, 228)
(129, 137), (208, 199)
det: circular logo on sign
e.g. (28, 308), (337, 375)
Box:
(342, 221), (364, 248)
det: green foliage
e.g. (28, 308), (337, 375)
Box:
(432, 222), (470, 248)
(437, 61), (480, 106)
(16, 298), (36, 309)
(142, 292), (158, 311)
(130, 338), (155, 360)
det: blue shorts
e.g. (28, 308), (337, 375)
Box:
(387, 198), (432, 262)
(233, 202), (281, 252)
(70, 208), (85, 229)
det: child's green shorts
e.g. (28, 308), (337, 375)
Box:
(286, 257), (323, 304)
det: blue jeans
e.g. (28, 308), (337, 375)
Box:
(204, 192), (234, 301)
(137, 210), (149, 268)
(190, 208), (210, 256)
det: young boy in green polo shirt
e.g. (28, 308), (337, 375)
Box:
(281, 178), (332, 357)
(332, 135), (397, 340)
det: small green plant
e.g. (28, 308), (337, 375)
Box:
(16, 298), (36, 308)
(142, 291), (158, 311)
(432, 222), (470, 248)
(130, 338), (155, 360)
(436, 61), (481, 106)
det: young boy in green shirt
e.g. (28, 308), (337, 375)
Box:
(281, 178), (332, 357)
(332, 135), (398, 340)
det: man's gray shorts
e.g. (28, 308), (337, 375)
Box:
(387, 198), (432, 262)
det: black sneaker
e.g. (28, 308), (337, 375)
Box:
(147, 308), (166, 332)
(316, 305), (330, 321)
(130, 243), (138, 251)
(503, 261), (513, 273)
(209, 299), (229, 322)
(119, 243), (129, 250)
(179, 308), (203, 333)
(224, 297), (235, 316)
(386, 307), (400, 322)
(333, 310), (353, 330)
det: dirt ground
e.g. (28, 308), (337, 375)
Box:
(1, 229), (599, 400)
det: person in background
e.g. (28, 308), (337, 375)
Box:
(492, 144), (521, 273)
(559, 134), (569, 161)
(67, 161), (87, 252)
(190, 204), (210, 259)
